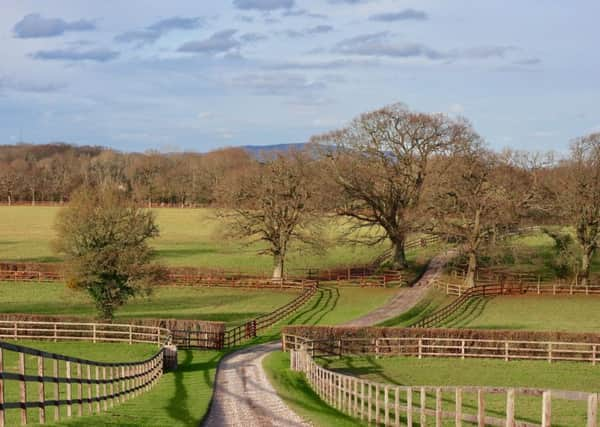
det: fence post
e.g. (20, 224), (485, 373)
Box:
(77, 363), (83, 416)
(420, 387), (427, 427)
(395, 387), (400, 427)
(455, 388), (462, 427)
(19, 353), (27, 425)
(93, 324), (97, 343)
(435, 387), (442, 427)
(0, 349), (4, 427)
(66, 361), (72, 417)
(38, 356), (46, 424)
(477, 389), (485, 427)
(506, 389), (515, 427)
(129, 325), (133, 344)
(588, 393), (598, 427)
(418, 339), (422, 359)
(406, 387), (413, 427)
(384, 385), (390, 425)
(542, 391), (551, 427)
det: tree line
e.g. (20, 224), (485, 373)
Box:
(0, 143), (253, 206)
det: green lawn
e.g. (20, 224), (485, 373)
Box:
(0, 341), (163, 427)
(0, 206), (387, 271)
(319, 356), (599, 427)
(0, 281), (299, 325)
(446, 295), (600, 332)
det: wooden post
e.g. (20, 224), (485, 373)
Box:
(38, 356), (46, 424)
(375, 384), (380, 425)
(420, 387), (426, 427)
(66, 361), (72, 417)
(407, 387), (413, 427)
(395, 387), (400, 427)
(418, 339), (423, 359)
(0, 349), (5, 427)
(87, 365), (92, 413)
(477, 389), (485, 427)
(587, 393), (598, 427)
(95, 366), (101, 412)
(53, 359), (59, 422)
(77, 363), (83, 416)
(542, 391), (551, 427)
(129, 325), (133, 344)
(110, 366), (115, 408)
(435, 388), (442, 427)
(384, 385), (390, 426)
(455, 388), (462, 427)
(368, 383), (372, 423)
(506, 389), (515, 427)
(19, 353), (27, 425)
(361, 381), (365, 421)
(103, 367), (108, 411)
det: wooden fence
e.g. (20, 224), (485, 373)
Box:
(0, 339), (165, 426)
(171, 282), (318, 349)
(290, 344), (599, 427)
(419, 279), (600, 329)
(284, 334), (600, 365)
(0, 320), (170, 346)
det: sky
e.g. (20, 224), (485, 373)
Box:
(0, 1), (599, 153)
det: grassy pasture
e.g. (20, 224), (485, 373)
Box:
(0, 281), (300, 325)
(0, 206), (388, 271)
(318, 356), (598, 427)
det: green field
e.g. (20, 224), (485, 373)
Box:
(318, 356), (598, 427)
(0, 206), (388, 271)
(442, 294), (600, 332)
(0, 281), (300, 325)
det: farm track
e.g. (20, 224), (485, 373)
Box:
(202, 248), (455, 426)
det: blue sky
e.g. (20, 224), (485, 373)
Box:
(1, 1), (599, 153)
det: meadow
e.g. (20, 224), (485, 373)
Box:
(0, 281), (301, 325)
(0, 206), (388, 272)
(315, 355), (598, 427)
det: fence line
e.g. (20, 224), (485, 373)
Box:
(0, 320), (170, 346)
(418, 279), (600, 329)
(171, 281), (318, 349)
(0, 338), (170, 426)
(289, 343), (599, 427)
(283, 333), (600, 365)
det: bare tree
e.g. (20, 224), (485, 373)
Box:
(312, 103), (472, 269)
(424, 144), (516, 286)
(217, 151), (321, 279)
(560, 133), (600, 286)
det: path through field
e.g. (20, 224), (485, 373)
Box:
(202, 249), (454, 426)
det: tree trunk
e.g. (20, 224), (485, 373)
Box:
(580, 248), (594, 288)
(31, 188), (35, 206)
(272, 253), (285, 280)
(391, 238), (408, 269)
(465, 251), (477, 287)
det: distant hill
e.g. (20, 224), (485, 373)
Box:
(241, 143), (308, 156)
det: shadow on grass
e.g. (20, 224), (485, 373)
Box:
(166, 350), (222, 425)
(153, 247), (217, 259)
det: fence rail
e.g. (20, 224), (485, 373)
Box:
(289, 343), (599, 427)
(283, 334), (600, 365)
(0, 320), (170, 346)
(171, 281), (318, 349)
(420, 279), (600, 329)
(0, 339), (166, 426)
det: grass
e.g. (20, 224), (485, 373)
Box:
(0, 281), (299, 326)
(0, 340), (164, 427)
(377, 289), (454, 327)
(0, 206), (387, 271)
(263, 351), (364, 427)
(449, 295), (600, 332)
(319, 356), (599, 427)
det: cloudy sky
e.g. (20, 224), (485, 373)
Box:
(1, 1), (599, 152)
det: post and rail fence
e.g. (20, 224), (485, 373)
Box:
(289, 342), (599, 427)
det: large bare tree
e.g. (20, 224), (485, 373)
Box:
(217, 151), (321, 279)
(559, 133), (600, 286)
(312, 103), (472, 269)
